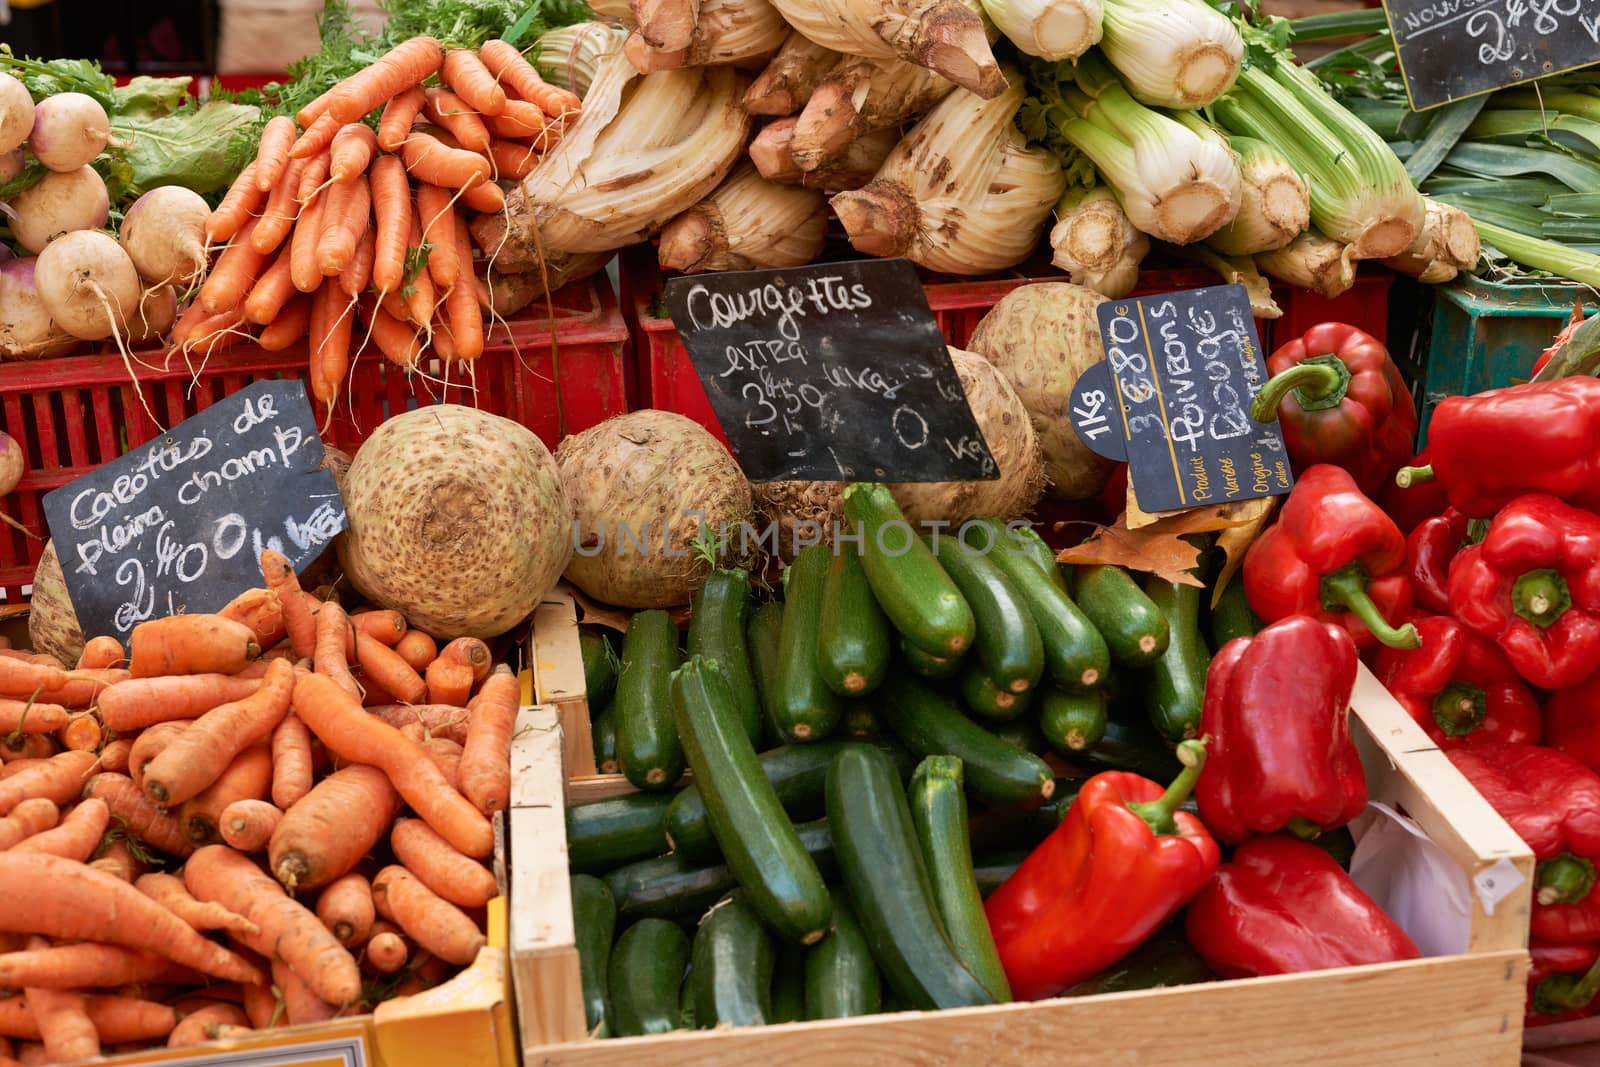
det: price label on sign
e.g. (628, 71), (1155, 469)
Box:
(104, 1025), (371, 1065)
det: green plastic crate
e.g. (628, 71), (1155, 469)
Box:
(1418, 274), (1595, 445)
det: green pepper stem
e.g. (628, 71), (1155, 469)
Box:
(1395, 465), (1435, 488)
(1286, 816), (1323, 840)
(1514, 569), (1573, 629)
(1433, 682), (1487, 738)
(1249, 358), (1351, 423)
(1127, 739), (1207, 838)
(1538, 853), (1597, 906)
(1536, 951), (1600, 1016)
(1320, 565), (1421, 649)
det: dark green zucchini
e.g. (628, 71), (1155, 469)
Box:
(1207, 575), (1262, 649)
(816, 547), (892, 696)
(772, 545), (844, 742)
(614, 610), (685, 790)
(769, 944), (808, 1024)
(1039, 687), (1109, 756)
(972, 851), (1027, 898)
(900, 639), (963, 679)
(1073, 564), (1170, 666)
(664, 742), (848, 863)
(804, 886), (881, 1020)
(932, 535), (1045, 694)
(1141, 570), (1209, 742)
(1074, 710), (1184, 781)
(960, 663), (1034, 721)
(571, 874), (616, 1036)
(842, 703), (883, 738)
(608, 918), (690, 1036)
(999, 522), (1070, 593)
(985, 714), (1047, 754)
(844, 483), (974, 657)
(591, 703), (619, 776)
(688, 569), (762, 747)
(580, 629), (619, 711)
(690, 893), (775, 1028)
(746, 600), (787, 749)
(566, 792), (672, 873)
(1065, 934), (1216, 996)
(878, 673), (1054, 805)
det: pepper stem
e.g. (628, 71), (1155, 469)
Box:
(1535, 951), (1600, 1017)
(1432, 682), (1487, 738)
(1286, 816), (1323, 840)
(1319, 563), (1421, 649)
(1514, 569), (1573, 629)
(1395, 465), (1435, 488)
(1250, 358), (1352, 422)
(1127, 739), (1207, 838)
(1538, 853), (1597, 906)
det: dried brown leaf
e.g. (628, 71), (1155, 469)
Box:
(1211, 498), (1278, 609)
(1057, 498), (1277, 587)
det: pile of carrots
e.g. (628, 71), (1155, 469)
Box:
(0, 547), (519, 1062)
(174, 35), (581, 408)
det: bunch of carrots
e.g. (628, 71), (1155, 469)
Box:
(0, 547), (519, 1063)
(174, 35), (581, 409)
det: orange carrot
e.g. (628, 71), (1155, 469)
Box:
(297, 86), (339, 129)
(83, 773), (193, 858)
(267, 719), (311, 817)
(21, 975), (99, 1063)
(421, 736), (463, 785)
(373, 865), (485, 964)
(269, 763), (397, 892)
(290, 112), (341, 161)
(424, 87), (492, 154)
(315, 873), (375, 946)
(378, 86), (427, 152)
(310, 600), (360, 702)
(75, 637), (124, 671)
(0, 699), (69, 735)
(0, 994), (175, 1044)
(460, 665), (517, 817)
(58, 715), (102, 752)
(400, 210), (437, 326)
(36, 669), (121, 712)
(338, 225), (377, 300)
(324, 37), (443, 129)
(128, 723), (188, 794)
(0, 852), (260, 983)
(207, 161), (263, 244)
(272, 957), (339, 1026)
(292, 674), (494, 857)
(393, 631), (438, 673)
(353, 302), (420, 370)
(0, 759), (43, 778)
(13, 797), (108, 860)
(391, 817), (496, 907)
(96, 739), (132, 776)
(369, 154), (411, 295)
(329, 123), (379, 183)
(167, 1001), (251, 1048)
(186, 308), (247, 359)
(414, 185), (461, 290)
(0, 659), (68, 700)
(259, 294), (313, 351)
(241, 981), (279, 1030)
(442, 48), (507, 116)
(296, 149), (332, 204)
(140, 659), (294, 807)
(259, 550), (316, 659)
(185, 845), (360, 1004)
(0, 798), (58, 851)
(309, 282), (352, 407)
(486, 98), (546, 139)
(135, 872), (259, 940)
(86, 838), (142, 883)
(100, 675), (263, 732)
(316, 172), (371, 278)
(244, 244), (297, 325)
(0, 751), (96, 816)
(178, 743), (273, 846)
(369, 703), (470, 745)
(0, 736), (53, 764)
(220, 798), (283, 853)
(479, 39), (582, 117)
(424, 660), (473, 707)
(363, 927), (408, 973)
(400, 133), (490, 190)
(459, 179), (505, 215)
(355, 634), (427, 705)
(290, 189), (327, 293)
(351, 610), (406, 645)
(254, 115), (298, 192)
(487, 139), (540, 180)
(251, 154), (310, 255)
(200, 217), (272, 315)
(129, 614), (261, 679)
(0, 944), (176, 990)
(219, 588), (287, 650)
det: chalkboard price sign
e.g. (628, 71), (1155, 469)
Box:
(1383, 0), (1600, 110)
(43, 380), (346, 642)
(662, 259), (997, 483)
(1070, 284), (1294, 514)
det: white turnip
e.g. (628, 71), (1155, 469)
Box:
(8, 165), (109, 254)
(130, 286), (178, 343)
(34, 230), (141, 342)
(119, 186), (211, 287)
(0, 258), (76, 360)
(0, 432), (23, 498)
(0, 75), (33, 155)
(28, 92), (110, 172)
(0, 148), (25, 185)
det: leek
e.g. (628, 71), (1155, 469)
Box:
(1258, 229), (1356, 298)
(1546, 193), (1600, 216)
(1472, 217), (1600, 288)
(535, 22), (629, 97)
(657, 161), (828, 272)
(1098, 0), (1242, 109)
(1434, 194), (1545, 237)
(1492, 89), (1600, 123)
(1468, 110), (1600, 157)
(1048, 184), (1147, 297)
(980, 0), (1102, 62)
(1382, 198), (1479, 284)
(1287, 8), (1391, 41)
(1421, 174), (1564, 204)
(1437, 141), (1600, 191)
(1405, 96), (1486, 185)
(1205, 135), (1309, 256)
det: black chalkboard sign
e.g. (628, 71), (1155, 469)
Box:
(43, 380), (346, 642)
(1383, 0), (1600, 110)
(662, 259), (997, 483)
(1070, 285), (1294, 514)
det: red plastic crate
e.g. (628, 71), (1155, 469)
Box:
(1270, 266), (1396, 352)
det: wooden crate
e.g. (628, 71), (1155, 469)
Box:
(531, 589), (598, 777)
(510, 653), (1535, 1066)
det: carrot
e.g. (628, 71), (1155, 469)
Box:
(378, 86), (427, 152)
(58, 715), (102, 753)
(0, 994), (174, 1044)
(391, 817), (496, 907)
(0, 852), (260, 983)
(101, 676), (262, 734)
(290, 112), (341, 161)
(129, 614), (261, 679)
(460, 665), (517, 817)
(420, 736), (463, 784)
(76, 637), (124, 671)
(295, 148), (332, 204)
(360, 302), (423, 369)
(135, 872), (260, 941)
(0, 699), (69, 735)
(0, 799), (58, 851)
(269, 763), (397, 892)
(259, 550), (316, 659)
(369, 154), (411, 295)
(486, 98), (546, 139)
(96, 739), (132, 776)
(0, 736), (52, 764)
(400, 133), (490, 190)
(292, 674), (494, 857)
(199, 217), (272, 315)
(424, 660), (473, 707)
(127, 722), (189, 794)
(393, 631), (438, 673)
(363, 928), (408, 974)
(19, 953), (99, 1064)
(297, 85), (339, 129)
(86, 838), (142, 882)
(219, 588), (288, 650)
(34, 669), (119, 713)
(290, 189), (328, 293)
(83, 773), (193, 858)
(184, 845), (360, 1004)
(401, 210), (438, 326)
(141, 659), (294, 807)
(187, 309), (248, 359)
(487, 139), (540, 180)
(0, 751), (96, 816)
(355, 634), (427, 705)
(442, 47), (507, 117)
(254, 115), (298, 192)
(316, 172), (371, 278)
(372, 865), (485, 965)
(13, 797), (108, 860)
(179, 743), (273, 846)
(241, 981), (279, 1030)
(409, 185), (462, 292)
(308, 601), (359, 702)
(311, 279), (354, 408)
(423, 87), (492, 154)
(479, 39), (582, 117)
(219, 798), (282, 853)
(0, 944), (176, 990)
(167, 1001), (251, 1048)
(350, 610), (406, 645)
(338, 225), (377, 300)
(326, 37), (443, 129)
(244, 244), (298, 325)
(316, 873), (375, 946)
(459, 179), (505, 215)
(271, 957), (341, 1027)
(207, 161), (264, 244)
(0, 760), (42, 779)
(258, 295), (313, 351)
(330, 123), (379, 183)
(265, 717), (312, 816)
(0, 659), (68, 700)
(251, 154), (310, 255)
(369, 703), (470, 745)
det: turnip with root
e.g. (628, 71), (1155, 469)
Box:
(0, 74), (33, 155)
(35, 230), (141, 343)
(120, 187), (211, 288)
(129, 286), (178, 344)
(28, 541), (84, 668)
(0, 149), (25, 185)
(28, 93), (110, 172)
(8, 166), (110, 254)
(0, 258), (76, 361)
(0, 432), (35, 542)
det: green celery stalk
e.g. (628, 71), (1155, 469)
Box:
(1471, 216), (1600, 287)
(1289, 8), (1392, 40)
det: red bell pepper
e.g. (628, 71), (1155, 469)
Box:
(1446, 744), (1600, 941)
(1185, 835), (1420, 978)
(1242, 464), (1420, 650)
(1407, 508), (1470, 616)
(1447, 494), (1600, 690)
(1547, 675), (1600, 776)
(1251, 323), (1417, 496)
(1373, 614), (1541, 750)
(1377, 447), (1451, 535)
(1195, 616), (1366, 845)
(1396, 378), (1600, 517)
(985, 740), (1219, 1001)
(1528, 941), (1600, 1027)
(1528, 301), (1586, 381)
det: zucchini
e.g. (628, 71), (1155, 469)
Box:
(1003, 522), (1070, 593)
(826, 743), (994, 1010)
(580, 629), (619, 710)
(804, 886), (881, 1020)
(1040, 687), (1109, 756)
(772, 545), (844, 741)
(746, 601), (786, 745)
(967, 519), (1110, 692)
(671, 657), (832, 944)
(688, 569), (763, 747)
(879, 673), (1054, 805)
(844, 483), (974, 657)
(1207, 575), (1262, 649)
(690, 893), (775, 1028)
(966, 798), (1062, 853)
(900, 639), (963, 679)
(664, 742), (849, 863)
(614, 610), (685, 790)
(986, 714), (1047, 754)
(972, 851), (1027, 898)
(1066, 933), (1215, 996)
(604, 820), (836, 922)
(591, 703), (619, 775)
(572, 874), (616, 1036)
(907, 756), (1011, 1001)
(1073, 565), (1170, 666)
(932, 534), (1045, 694)
(960, 663), (1034, 721)
(1141, 571), (1209, 742)
(1075, 710), (1184, 781)
(843, 703), (883, 737)
(678, 964), (697, 1029)
(608, 918), (690, 1036)
(566, 792), (672, 873)
(816, 547), (892, 696)
(770, 944), (808, 1024)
